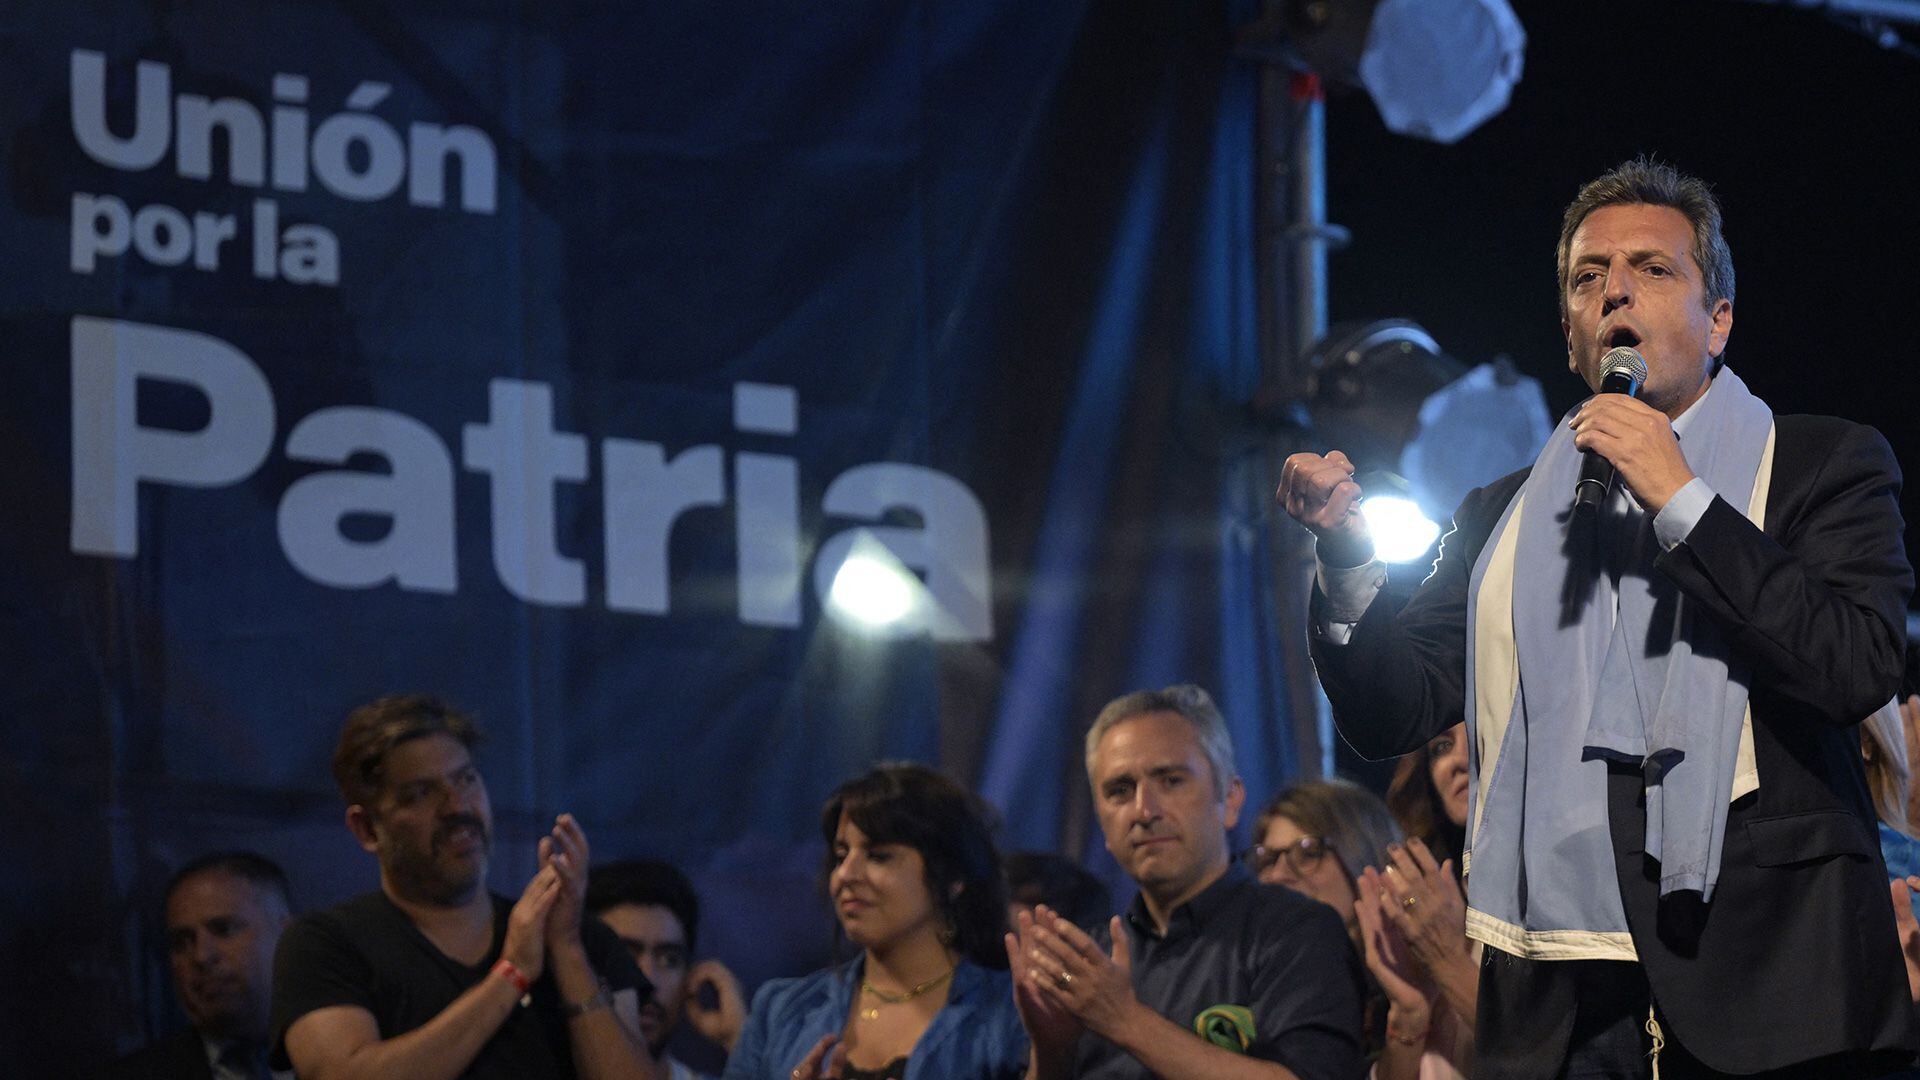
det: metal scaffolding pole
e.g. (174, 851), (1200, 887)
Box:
(1254, 66), (1348, 779)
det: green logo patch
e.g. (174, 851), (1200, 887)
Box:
(1192, 1003), (1256, 1053)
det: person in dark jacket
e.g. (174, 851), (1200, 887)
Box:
(101, 852), (293, 1080)
(1282, 158), (1917, 1077)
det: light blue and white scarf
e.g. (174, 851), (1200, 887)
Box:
(1469, 367), (1772, 916)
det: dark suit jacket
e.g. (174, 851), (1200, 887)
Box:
(1311, 413), (1918, 1073)
(95, 1029), (215, 1080)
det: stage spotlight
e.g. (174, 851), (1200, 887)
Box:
(1361, 493), (1441, 564)
(1305, 319), (1551, 528)
(827, 552), (917, 628)
(1238, 0), (1524, 144)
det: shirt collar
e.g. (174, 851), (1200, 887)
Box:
(1125, 861), (1247, 938)
(1670, 374), (1713, 440)
(1607, 374), (1711, 514)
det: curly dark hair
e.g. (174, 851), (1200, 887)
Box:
(819, 763), (1008, 970)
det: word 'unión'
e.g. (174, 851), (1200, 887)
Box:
(70, 50), (497, 212)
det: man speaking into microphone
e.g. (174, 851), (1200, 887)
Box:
(1281, 159), (1917, 1078)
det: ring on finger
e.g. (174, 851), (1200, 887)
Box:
(1056, 970), (1075, 989)
(1402, 894), (1419, 910)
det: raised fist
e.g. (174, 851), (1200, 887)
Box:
(1278, 450), (1374, 566)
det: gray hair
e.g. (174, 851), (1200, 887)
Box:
(1254, 778), (1403, 882)
(1556, 157), (1735, 319)
(1084, 684), (1238, 801)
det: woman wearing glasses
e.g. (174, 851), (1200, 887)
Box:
(1248, 779), (1400, 965)
(1250, 778), (1471, 1079)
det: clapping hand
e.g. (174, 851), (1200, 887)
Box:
(501, 863), (563, 980)
(1355, 866), (1434, 1014)
(1376, 839), (1470, 976)
(538, 813), (591, 954)
(1005, 907), (1084, 1063)
(1017, 906), (1138, 1040)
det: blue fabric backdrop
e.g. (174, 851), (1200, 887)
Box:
(0, 1), (1300, 1067)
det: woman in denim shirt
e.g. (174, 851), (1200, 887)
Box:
(723, 765), (1028, 1080)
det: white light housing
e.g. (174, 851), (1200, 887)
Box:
(1362, 495), (1441, 563)
(827, 553), (917, 627)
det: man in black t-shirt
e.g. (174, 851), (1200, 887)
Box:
(270, 694), (661, 1079)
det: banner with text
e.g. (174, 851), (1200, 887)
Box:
(0, 1), (1278, 1063)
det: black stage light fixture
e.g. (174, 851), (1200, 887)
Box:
(1306, 318), (1463, 478)
(1304, 319), (1554, 559)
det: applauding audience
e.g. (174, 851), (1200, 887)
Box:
(1010, 684), (1362, 1080)
(724, 764), (1026, 1080)
(271, 695), (658, 1080)
(105, 690), (1506, 1080)
(1362, 724), (1479, 1080)
(1352, 840), (1474, 1080)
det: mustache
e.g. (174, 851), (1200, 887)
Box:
(434, 815), (489, 846)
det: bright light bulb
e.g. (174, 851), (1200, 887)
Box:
(827, 554), (916, 626)
(1362, 495), (1442, 563)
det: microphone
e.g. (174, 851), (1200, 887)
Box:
(1572, 345), (1648, 513)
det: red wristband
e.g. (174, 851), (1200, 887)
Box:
(492, 958), (533, 1005)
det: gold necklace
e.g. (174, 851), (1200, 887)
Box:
(858, 968), (953, 1020)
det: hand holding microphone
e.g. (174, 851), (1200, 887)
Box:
(1573, 347), (1647, 512)
(1568, 347), (1697, 515)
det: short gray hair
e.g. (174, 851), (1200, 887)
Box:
(1556, 157), (1735, 318)
(1084, 684), (1238, 801)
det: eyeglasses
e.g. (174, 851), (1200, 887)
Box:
(1241, 836), (1335, 876)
